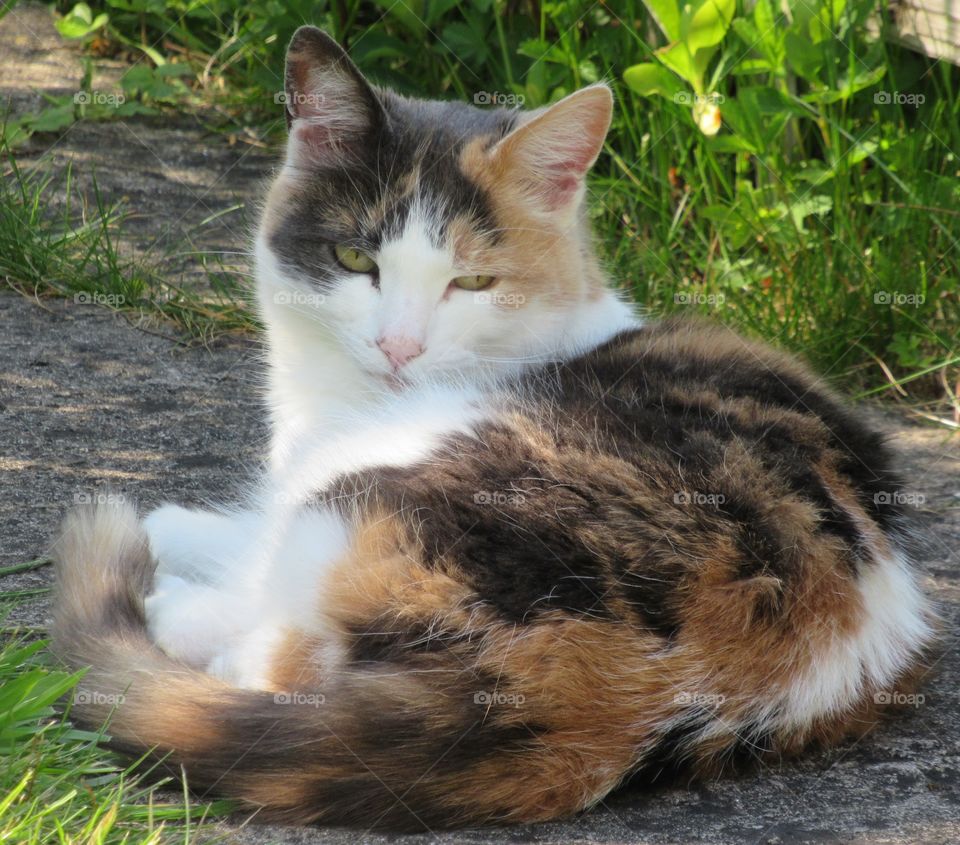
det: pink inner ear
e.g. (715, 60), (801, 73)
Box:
(563, 142), (602, 177)
(537, 136), (603, 208)
(292, 122), (342, 166)
(501, 91), (611, 211)
(285, 62), (370, 167)
(540, 169), (583, 209)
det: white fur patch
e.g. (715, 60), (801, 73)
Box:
(145, 574), (256, 668)
(780, 550), (935, 728)
(145, 504), (352, 681)
(253, 210), (640, 479)
(145, 504), (263, 583)
(270, 381), (489, 499)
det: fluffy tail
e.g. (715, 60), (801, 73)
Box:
(52, 504), (937, 830)
(50, 504), (606, 830)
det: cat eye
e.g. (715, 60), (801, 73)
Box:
(335, 244), (377, 274)
(451, 274), (496, 291)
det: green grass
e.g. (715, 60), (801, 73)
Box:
(0, 564), (230, 842)
(0, 632), (229, 843)
(0, 145), (256, 342)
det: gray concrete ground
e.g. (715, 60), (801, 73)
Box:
(2, 4), (959, 843)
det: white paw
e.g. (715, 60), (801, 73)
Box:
(143, 504), (260, 582)
(144, 505), (204, 578)
(206, 625), (285, 690)
(145, 574), (253, 668)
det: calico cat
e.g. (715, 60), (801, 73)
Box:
(52, 26), (936, 830)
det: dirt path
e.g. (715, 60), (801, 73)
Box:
(1, 1), (276, 287)
(2, 4), (959, 844)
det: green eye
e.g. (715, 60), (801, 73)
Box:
(335, 244), (377, 274)
(452, 274), (496, 291)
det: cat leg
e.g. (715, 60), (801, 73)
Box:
(143, 504), (262, 584)
(142, 505), (267, 666)
(206, 623), (288, 689)
(206, 505), (352, 689)
(144, 573), (258, 668)
(206, 615), (344, 691)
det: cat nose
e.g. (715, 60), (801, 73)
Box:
(376, 335), (424, 369)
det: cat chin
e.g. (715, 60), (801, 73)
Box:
(363, 367), (464, 392)
(366, 369), (406, 390)
(354, 349), (488, 387)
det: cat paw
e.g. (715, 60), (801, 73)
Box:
(144, 505), (205, 578)
(143, 504), (258, 582)
(206, 625), (285, 690)
(145, 573), (250, 668)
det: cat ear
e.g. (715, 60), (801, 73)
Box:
(283, 26), (386, 169)
(489, 84), (613, 212)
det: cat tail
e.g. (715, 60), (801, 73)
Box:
(52, 503), (601, 830)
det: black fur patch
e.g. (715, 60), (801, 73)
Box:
(331, 320), (899, 640)
(269, 92), (516, 288)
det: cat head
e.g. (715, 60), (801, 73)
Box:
(256, 26), (617, 384)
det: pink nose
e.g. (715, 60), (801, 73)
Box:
(377, 335), (424, 369)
